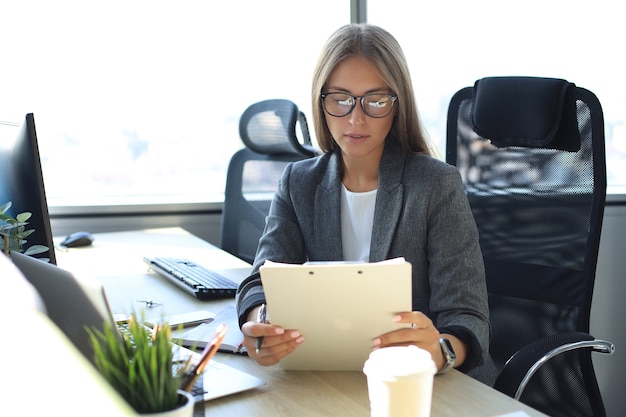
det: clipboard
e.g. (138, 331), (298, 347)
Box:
(259, 258), (412, 371)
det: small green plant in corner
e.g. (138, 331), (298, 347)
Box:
(87, 313), (192, 414)
(0, 201), (50, 260)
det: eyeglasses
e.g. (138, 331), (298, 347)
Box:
(320, 92), (398, 118)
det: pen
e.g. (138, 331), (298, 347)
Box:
(181, 323), (227, 392)
(255, 303), (267, 355)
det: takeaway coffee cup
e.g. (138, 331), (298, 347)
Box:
(363, 346), (436, 417)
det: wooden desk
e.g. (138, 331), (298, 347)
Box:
(54, 227), (251, 318)
(55, 228), (547, 417)
(205, 355), (551, 417)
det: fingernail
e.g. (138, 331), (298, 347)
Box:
(274, 328), (285, 335)
(392, 315), (402, 322)
(372, 338), (381, 346)
(290, 331), (301, 338)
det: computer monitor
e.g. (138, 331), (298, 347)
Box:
(0, 113), (56, 264)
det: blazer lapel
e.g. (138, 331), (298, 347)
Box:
(370, 142), (405, 262)
(312, 150), (344, 261)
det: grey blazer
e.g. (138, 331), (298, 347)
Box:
(236, 140), (497, 385)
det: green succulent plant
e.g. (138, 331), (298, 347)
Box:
(0, 201), (50, 260)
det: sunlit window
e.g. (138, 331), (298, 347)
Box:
(3, 1), (624, 209)
(1, 1), (348, 208)
(367, 0), (625, 195)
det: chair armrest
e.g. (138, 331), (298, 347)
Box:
(494, 331), (615, 400)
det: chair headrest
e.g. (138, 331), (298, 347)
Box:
(239, 99), (316, 157)
(470, 76), (580, 151)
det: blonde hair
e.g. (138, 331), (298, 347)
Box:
(311, 23), (434, 156)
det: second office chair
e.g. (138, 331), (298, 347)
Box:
(221, 99), (317, 264)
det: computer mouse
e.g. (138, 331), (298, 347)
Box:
(60, 231), (94, 248)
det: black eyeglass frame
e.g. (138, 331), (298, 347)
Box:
(320, 92), (398, 118)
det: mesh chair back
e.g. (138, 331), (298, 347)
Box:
(221, 99), (317, 264)
(446, 77), (607, 416)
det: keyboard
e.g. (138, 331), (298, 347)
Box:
(144, 257), (238, 299)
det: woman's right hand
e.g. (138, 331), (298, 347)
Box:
(240, 306), (304, 366)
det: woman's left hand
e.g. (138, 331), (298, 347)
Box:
(372, 311), (442, 367)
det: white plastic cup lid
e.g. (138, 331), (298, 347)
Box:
(363, 346), (436, 379)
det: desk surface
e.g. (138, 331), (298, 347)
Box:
(55, 227), (547, 417)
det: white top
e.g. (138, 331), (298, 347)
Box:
(340, 185), (377, 262)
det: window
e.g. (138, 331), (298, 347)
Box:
(1, 1), (349, 209)
(367, 0), (626, 195)
(4, 1), (624, 211)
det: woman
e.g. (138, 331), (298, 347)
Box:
(236, 23), (497, 385)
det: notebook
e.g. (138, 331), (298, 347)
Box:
(259, 258), (412, 371)
(176, 304), (247, 354)
(10, 251), (265, 402)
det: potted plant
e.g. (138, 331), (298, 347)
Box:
(87, 313), (195, 416)
(0, 201), (50, 260)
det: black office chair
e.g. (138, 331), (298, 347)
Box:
(446, 76), (615, 417)
(220, 99), (318, 264)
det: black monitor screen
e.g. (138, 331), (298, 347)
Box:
(0, 113), (56, 264)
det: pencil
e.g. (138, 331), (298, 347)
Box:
(181, 323), (227, 392)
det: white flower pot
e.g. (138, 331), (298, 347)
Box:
(141, 390), (195, 417)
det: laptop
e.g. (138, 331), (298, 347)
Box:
(259, 258), (412, 371)
(10, 252), (265, 402)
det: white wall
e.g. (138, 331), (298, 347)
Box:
(51, 210), (223, 247)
